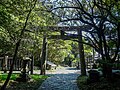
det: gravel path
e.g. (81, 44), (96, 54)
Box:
(37, 67), (80, 90)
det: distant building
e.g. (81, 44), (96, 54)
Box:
(46, 61), (57, 70)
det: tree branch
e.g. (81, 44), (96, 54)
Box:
(52, 6), (80, 11)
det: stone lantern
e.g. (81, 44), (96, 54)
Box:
(16, 57), (31, 82)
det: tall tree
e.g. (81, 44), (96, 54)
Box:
(0, 0), (61, 86)
(43, 0), (120, 78)
(0, 0), (37, 89)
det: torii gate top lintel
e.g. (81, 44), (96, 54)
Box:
(38, 25), (92, 31)
(45, 25), (92, 39)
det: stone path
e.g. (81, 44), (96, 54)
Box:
(37, 67), (80, 90)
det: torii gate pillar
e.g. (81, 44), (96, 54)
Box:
(78, 30), (86, 76)
(40, 35), (47, 75)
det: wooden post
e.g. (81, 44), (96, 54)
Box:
(15, 59), (17, 70)
(60, 30), (65, 38)
(93, 48), (95, 64)
(86, 57), (88, 69)
(1, 57), (4, 70)
(8, 59), (10, 70)
(90, 56), (92, 69)
(20, 60), (22, 70)
(30, 56), (34, 74)
(118, 54), (119, 62)
(78, 30), (86, 76)
(3, 56), (8, 73)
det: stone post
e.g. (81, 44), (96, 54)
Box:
(16, 57), (31, 82)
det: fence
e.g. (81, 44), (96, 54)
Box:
(0, 56), (34, 74)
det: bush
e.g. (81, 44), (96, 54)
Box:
(77, 76), (88, 90)
(77, 75), (120, 90)
(88, 70), (100, 83)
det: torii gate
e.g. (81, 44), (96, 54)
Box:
(40, 25), (92, 75)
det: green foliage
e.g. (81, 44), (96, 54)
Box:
(48, 40), (72, 64)
(0, 74), (18, 80)
(0, 0), (75, 67)
(0, 0), (58, 57)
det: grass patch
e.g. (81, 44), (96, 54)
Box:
(0, 74), (19, 80)
(30, 74), (48, 80)
(0, 73), (49, 90)
(77, 76), (120, 90)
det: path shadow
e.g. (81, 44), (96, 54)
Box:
(65, 67), (78, 70)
